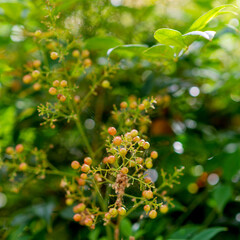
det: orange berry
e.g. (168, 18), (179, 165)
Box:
(142, 190), (153, 199)
(113, 136), (122, 146)
(108, 127), (117, 136)
(136, 157), (143, 164)
(60, 80), (67, 87)
(16, 144), (24, 153)
(33, 83), (41, 91)
(53, 80), (60, 87)
(84, 218), (93, 227)
(151, 151), (158, 159)
(6, 147), (14, 155)
(73, 213), (81, 222)
(71, 161), (80, 169)
(118, 207), (126, 216)
(120, 101), (128, 109)
(80, 173), (87, 179)
(73, 203), (86, 212)
(84, 157), (92, 165)
(107, 155), (115, 164)
(149, 210), (157, 219)
(103, 157), (108, 164)
(144, 205), (150, 212)
(23, 74), (32, 84)
(19, 162), (28, 171)
(77, 178), (85, 186)
(81, 164), (90, 173)
(82, 50), (90, 58)
(121, 167), (128, 174)
(50, 52), (58, 60)
(49, 87), (57, 95)
(129, 101), (137, 109)
(138, 104), (145, 111)
(33, 60), (41, 68)
(60, 95), (66, 102)
(83, 58), (92, 67)
(144, 177), (152, 183)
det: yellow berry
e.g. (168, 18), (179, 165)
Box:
(71, 161), (80, 169)
(49, 87), (57, 95)
(50, 52), (58, 60)
(53, 80), (60, 87)
(23, 74), (32, 84)
(60, 80), (67, 87)
(149, 210), (157, 219)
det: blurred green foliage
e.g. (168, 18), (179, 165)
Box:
(1, 0), (240, 239)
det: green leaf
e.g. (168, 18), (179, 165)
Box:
(85, 36), (123, 51)
(168, 226), (201, 239)
(120, 218), (132, 237)
(183, 31), (216, 45)
(107, 44), (148, 57)
(190, 227), (227, 240)
(212, 184), (232, 213)
(154, 28), (186, 48)
(188, 5), (236, 31)
(143, 44), (175, 59)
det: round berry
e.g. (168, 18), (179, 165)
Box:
(136, 157), (143, 164)
(84, 157), (92, 165)
(138, 104), (145, 111)
(82, 50), (90, 58)
(81, 164), (90, 173)
(57, 94), (62, 100)
(94, 174), (102, 182)
(138, 139), (145, 147)
(33, 83), (41, 91)
(144, 177), (152, 183)
(32, 70), (40, 78)
(113, 136), (122, 146)
(107, 155), (115, 164)
(133, 136), (140, 142)
(80, 173), (87, 179)
(142, 99), (150, 108)
(84, 218), (93, 227)
(144, 205), (150, 212)
(71, 161), (80, 170)
(33, 60), (41, 68)
(143, 141), (150, 149)
(66, 198), (74, 206)
(149, 210), (157, 219)
(73, 203), (86, 212)
(119, 148), (127, 156)
(73, 213), (81, 222)
(124, 132), (132, 141)
(60, 95), (66, 102)
(19, 162), (28, 171)
(74, 95), (80, 103)
(16, 144), (24, 153)
(108, 127), (117, 136)
(151, 151), (158, 159)
(109, 208), (118, 217)
(23, 74), (32, 84)
(60, 80), (67, 87)
(160, 205), (169, 214)
(77, 178), (85, 186)
(142, 190), (153, 199)
(103, 157), (108, 164)
(130, 101), (137, 109)
(50, 52), (58, 60)
(101, 80), (110, 88)
(83, 58), (92, 67)
(130, 129), (138, 137)
(121, 167), (128, 174)
(53, 80), (60, 87)
(118, 207), (126, 216)
(72, 50), (80, 58)
(6, 147), (14, 155)
(49, 87), (57, 95)
(34, 30), (42, 37)
(120, 101), (128, 109)
(146, 161), (153, 169)
(105, 212), (111, 220)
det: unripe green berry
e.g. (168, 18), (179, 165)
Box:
(73, 203), (86, 212)
(66, 198), (74, 206)
(6, 147), (14, 155)
(33, 60), (41, 68)
(118, 207), (126, 216)
(72, 49), (80, 58)
(102, 80), (110, 88)
(160, 205), (169, 214)
(109, 208), (118, 217)
(32, 70), (40, 78)
(143, 141), (150, 149)
(119, 148), (127, 156)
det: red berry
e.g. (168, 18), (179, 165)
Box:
(81, 164), (90, 173)
(71, 161), (80, 169)
(84, 157), (92, 165)
(151, 151), (158, 159)
(144, 177), (152, 183)
(149, 210), (157, 219)
(49, 87), (57, 95)
(57, 94), (62, 100)
(103, 157), (108, 164)
(73, 213), (81, 222)
(108, 127), (117, 136)
(121, 167), (128, 174)
(113, 136), (122, 146)
(107, 155), (115, 164)
(16, 144), (24, 153)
